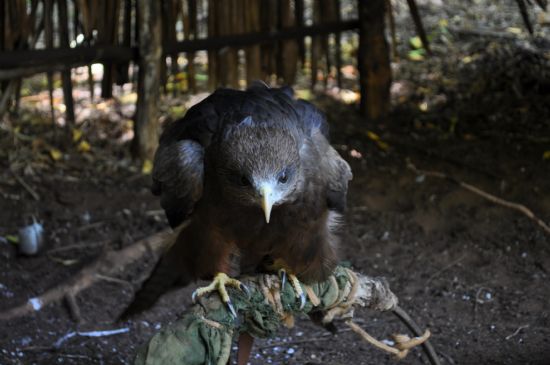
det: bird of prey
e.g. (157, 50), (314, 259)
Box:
(124, 82), (352, 319)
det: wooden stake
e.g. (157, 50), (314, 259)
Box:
(58, 0), (76, 126)
(133, 0), (161, 161)
(358, 0), (391, 121)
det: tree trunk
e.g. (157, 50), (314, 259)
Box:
(133, 0), (161, 161)
(358, 0), (391, 121)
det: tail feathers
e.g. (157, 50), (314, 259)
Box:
(119, 255), (191, 320)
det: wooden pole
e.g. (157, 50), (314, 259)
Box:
(207, 0), (218, 89)
(358, 0), (391, 121)
(186, 0), (198, 93)
(244, 0), (262, 84)
(44, 0), (56, 126)
(279, 0), (298, 84)
(57, 0), (76, 126)
(333, 0), (343, 89)
(133, 0), (161, 161)
(295, 0), (306, 68)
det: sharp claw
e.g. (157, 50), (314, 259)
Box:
(191, 290), (198, 304)
(226, 299), (237, 319)
(298, 292), (306, 310)
(240, 283), (250, 297)
(279, 270), (287, 290)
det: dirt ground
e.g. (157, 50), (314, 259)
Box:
(2, 2), (550, 365)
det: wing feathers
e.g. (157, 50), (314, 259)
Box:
(152, 139), (204, 228)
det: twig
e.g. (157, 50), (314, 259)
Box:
(515, 0), (534, 35)
(64, 293), (82, 323)
(505, 325), (529, 340)
(406, 0), (431, 54)
(407, 161), (550, 236)
(95, 274), (134, 289)
(426, 254), (466, 286)
(53, 328), (130, 349)
(0, 230), (171, 321)
(10, 169), (40, 201)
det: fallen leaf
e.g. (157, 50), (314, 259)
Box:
(72, 128), (83, 142)
(6, 235), (19, 244)
(408, 49), (425, 61)
(409, 36), (423, 50)
(77, 140), (91, 153)
(142, 159), (153, 175)
(49, 148), (62, 161)
(366, 130), (381, 141)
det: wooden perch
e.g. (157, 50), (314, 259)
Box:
(0, 230), (171, 321)
(407, 161), (550, 236)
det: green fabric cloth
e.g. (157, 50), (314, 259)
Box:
(134, 266), (379, 365)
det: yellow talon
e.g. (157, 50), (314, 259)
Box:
(191, 272), (247, 318)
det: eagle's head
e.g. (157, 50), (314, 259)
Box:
(210, 116), (302, 223)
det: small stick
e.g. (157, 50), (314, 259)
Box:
(407, 161), (550, 236)
(515, 0), (534, 35)
(505, 325), (529, 340)
(406, 0), (431, 54)
(65, 293), (82, 323)
(11, 169), (40, 201)
(426, 254), (466, 285)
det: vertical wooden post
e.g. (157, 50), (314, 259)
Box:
(310, 1), (321, 89)
(279, 0), (298, 85)
(358, 0), (391, 121)
(133, 0), (161, 161)
(333, 0), (343, 89)
(244, 0), (262, 84)
(116, 0), (132, 85)
(295, 0), (306, 68)
(57, 0), (75, 126)
(44, 0), (56, 126)
(186, 0), (198, 93)
(207, 0), (218, 90)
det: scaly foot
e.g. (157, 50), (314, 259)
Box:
(278, 269), (306, 309)
(192, 272), (249, 318)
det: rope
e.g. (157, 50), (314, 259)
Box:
(346, 320), (432, 360)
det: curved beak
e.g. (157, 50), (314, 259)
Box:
(259, 184), (274, 223)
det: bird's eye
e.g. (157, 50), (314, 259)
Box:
(278, 171), (288, 184)
(238, 175), (251, 187)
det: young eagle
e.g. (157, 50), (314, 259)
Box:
(124, 82), (352, 317)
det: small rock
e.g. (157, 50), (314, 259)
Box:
(18, 222), (44, 256)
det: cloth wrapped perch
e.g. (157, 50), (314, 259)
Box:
(134, 266), (398, 365)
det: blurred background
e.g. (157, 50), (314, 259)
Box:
(0, 0), (549, 364)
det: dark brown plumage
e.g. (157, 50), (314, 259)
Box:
(123, 82), (352, 316)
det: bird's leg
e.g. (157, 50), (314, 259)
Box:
(192, 272), (249, 318)
(278, 269), (307, 309)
